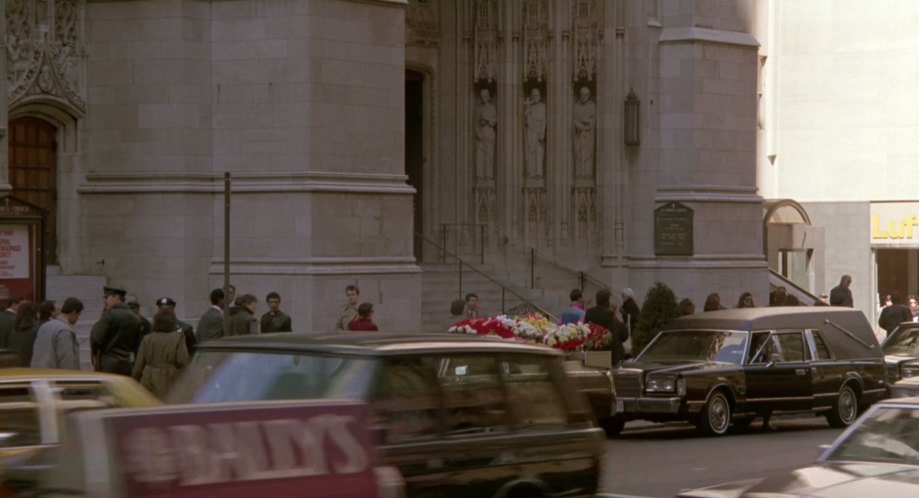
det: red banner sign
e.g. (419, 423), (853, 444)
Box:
(0, 223), (35, 301)
(108, 402), (379, 498)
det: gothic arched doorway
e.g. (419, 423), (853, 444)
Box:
(9, 117), (58, 264)
(406, 69), (425, 259)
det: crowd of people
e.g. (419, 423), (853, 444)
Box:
(2, 272), (912, 395)
(536, 274), (863, 360)
(0, 283), (298, 398)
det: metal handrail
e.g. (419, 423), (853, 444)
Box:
(438, 223), (486, 264)
(516, 242), (610, 293)
(769, 268), (822, 305)
(416, 231), (557, 321)
(480, 224), (610, 292)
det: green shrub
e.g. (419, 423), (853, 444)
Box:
(631, 281), (680, 355)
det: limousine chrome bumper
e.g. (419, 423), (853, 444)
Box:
(616, 396), (683, 414)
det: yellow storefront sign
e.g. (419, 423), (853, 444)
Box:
(871, 203), (919, 244)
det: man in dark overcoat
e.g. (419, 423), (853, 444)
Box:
(90, 286), (142, 375)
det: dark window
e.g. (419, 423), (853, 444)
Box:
(437, 355), (507, 436)
(372, 358), (440, 443)
(167, 351), (375, 404)
(0, 385), (41, 448)
(749, 332), (773, 363)
(51, 381), (119, 411)
(812, 331), (833, 360)
(502, 355), (567, 427)
(777, 332), (807, 362)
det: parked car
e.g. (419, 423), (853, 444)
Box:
(167, 332), (604, 498)
(881, 321), (919, 383)
(676, 397), (919, 497)
(609, 307), (888, 436)
(0, 368), (160, 495)
(890, 374), (919, 398)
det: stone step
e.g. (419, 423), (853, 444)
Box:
(418, 252), (617, 334)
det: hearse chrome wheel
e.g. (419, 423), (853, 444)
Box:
(698, 390), (731, 436)
(826, 385), (858, 428)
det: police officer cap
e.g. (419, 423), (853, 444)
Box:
(103, 285), (127, 298)
(156, 297), (177, 308)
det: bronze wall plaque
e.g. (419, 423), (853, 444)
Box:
(655, 202), (694, 256)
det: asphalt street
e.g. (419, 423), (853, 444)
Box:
(598, 416), (845, 497)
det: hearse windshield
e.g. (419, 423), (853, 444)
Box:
(883, 327), (919, 356)
(636, 330), (748, 365)
(166, 350), (376, 404)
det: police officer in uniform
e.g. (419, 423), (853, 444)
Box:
(156, 297), (197, 354)
(90, 285), (142, 375)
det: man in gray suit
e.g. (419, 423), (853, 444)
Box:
(196, 288), (226, 343)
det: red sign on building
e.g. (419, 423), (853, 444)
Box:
(0, 196), (44, 302)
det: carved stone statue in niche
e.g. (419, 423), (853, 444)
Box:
(524, 87), (546, 179)
(475, 88), (497, 179)
(573, 86), (596, 178)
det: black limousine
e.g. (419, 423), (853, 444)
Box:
(608, 307), (888, 436)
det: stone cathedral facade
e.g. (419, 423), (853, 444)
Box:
(0, 0), (768, 330)
(408, 0), (766, 311)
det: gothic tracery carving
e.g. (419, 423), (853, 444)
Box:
(7, 0), (85, 111)
(523, 0), (548, 82)
(474, 0), (497, 83)
(574, 186), (596, 240)
(476, 187), (494, 223)
(407, 0), (439, 48)
(573, 0), (600, 81)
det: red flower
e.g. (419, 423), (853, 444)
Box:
(583, 323), (613, 351)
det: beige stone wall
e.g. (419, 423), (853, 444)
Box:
(622, 0), (767, 306)
(76, 0), (418, 330)
(407, 0), (767, 308)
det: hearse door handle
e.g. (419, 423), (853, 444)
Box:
(795, 368), (806, 376)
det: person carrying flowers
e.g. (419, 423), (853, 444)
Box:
(585, 289), (629, 366)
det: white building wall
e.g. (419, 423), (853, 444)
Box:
(772, 0), (919, 202)
(765, 1), (919, 316)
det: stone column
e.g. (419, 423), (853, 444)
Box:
(497, 2), (521, 240)
(629, 0), (768, 306)
(0, 0), (9, 196)
(548, 0), (571, 249)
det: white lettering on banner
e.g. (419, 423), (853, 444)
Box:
(123, 415), (368, 486)
(0, 225), (28, 278)
(323, 415), (369, 474)
(124, 427), (179, 483)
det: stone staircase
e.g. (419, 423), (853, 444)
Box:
(421, 262), (544, 332)
(420, 249), (616, 332)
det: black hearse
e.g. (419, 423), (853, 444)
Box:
(608, 307), (887, 436)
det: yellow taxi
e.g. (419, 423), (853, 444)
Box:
(0, 367), (160, 489)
